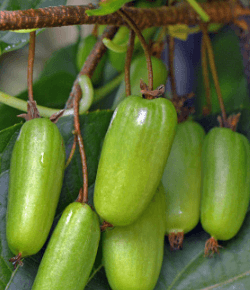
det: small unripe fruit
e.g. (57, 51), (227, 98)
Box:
(103, 183), (166, 290)
(162, 121), (205, 249)
(94, 95), (177, 226)
(201, 127), (250, 255)
(32, 202), (100, 290)
(6, 118), (65, 258)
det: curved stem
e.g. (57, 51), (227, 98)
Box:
(78, 75), (94, 113)
(168, 36), (177, 99)
(201, 33), (211, 115)
(65, 133), (77, 169)
(186, 0), (210, 22)
(117, 9), (153, 91)
(200, 24), (227, 125)
(93, 73), (124, 104)
(125, 30), (135, 97)
(0, 86), (95, 118)
(0, 91), (58, 117)
(74, 86), (88, 204)
(66, 26), (118, 110)
(103, 37), (127, 53)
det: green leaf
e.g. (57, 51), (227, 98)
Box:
(194, 28), (250, 116)
(0, 43), (78, 131)
(0, 110), (113, 289)
(56, 111), (113, 213)
(86, 268), (111, 290)
(40, 43), (78, 78)
(85, 0), (131, 16)
(85, 215), (250, 290)
(0, 124), (22, 173)
(0, 71), (76, 131)
(0, 0), (67, 55)
(157, 215), (250, 289)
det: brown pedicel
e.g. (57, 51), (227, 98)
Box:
(168, 232), (184, 251)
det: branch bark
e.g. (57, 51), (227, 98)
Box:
(0, 2), (249, 31)
(66, 25), (118, 109)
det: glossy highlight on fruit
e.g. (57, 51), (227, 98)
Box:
(103, 183), (166, 290)
(6, 118), (65, 258)
(162, 121), (205, 249)
(201, 127), (250, 242)
(94, 95), (177, 226)
(32, 202), (100, 290)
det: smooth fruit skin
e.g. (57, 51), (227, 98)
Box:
(94, 95), (177, 226)
(6, 118), (65, 257)
(32, 202), (100, 290)
(103, 183), (166, 290)
(112, 55), (168, 109)
(162, 121), (205, 234)
(200, 127), (250, 241)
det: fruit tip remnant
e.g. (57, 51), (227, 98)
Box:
(168, 231), (184, 251)
(9, 252), (23, 269)
(204, 236), (223, 258)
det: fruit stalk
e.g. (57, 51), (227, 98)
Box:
(117, 9), (153, 90)
(27, 31), (36, 102)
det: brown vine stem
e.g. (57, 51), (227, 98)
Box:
(79, 25), (118, 78)
(117, 9), (153, 91)
(124, 30), (135, 96)
(65, 26), (118, 202)
(1, 3), (249, 31)
(200, 23), (227, 126)
(201, 32), (211, 116)
(66, 25), (118, 109)
(65, 132), (77, 169)
(74, 85), (88, 204)
(27, 31), (36, 103)
(168, 36), (177, 100)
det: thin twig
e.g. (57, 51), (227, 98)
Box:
(168, 36), (177, 99)
(117, 9), (153, 91)
(0, 3), (249, 31)
(200, 23), (227, 125)
(65, 27), (118, 202)
(66, 25), (118, 109)
(73, 86), (88, 204)
(79, 25), (118, 78)
(201, 32), (211, 115)
(124, 30), (135, 96)
(27, 31), (36, 102)
(65, 132), (77, 169)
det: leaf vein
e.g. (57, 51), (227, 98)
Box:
(200, 269), (250, 290)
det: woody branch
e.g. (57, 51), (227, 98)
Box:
(0, 2), (250, 31)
